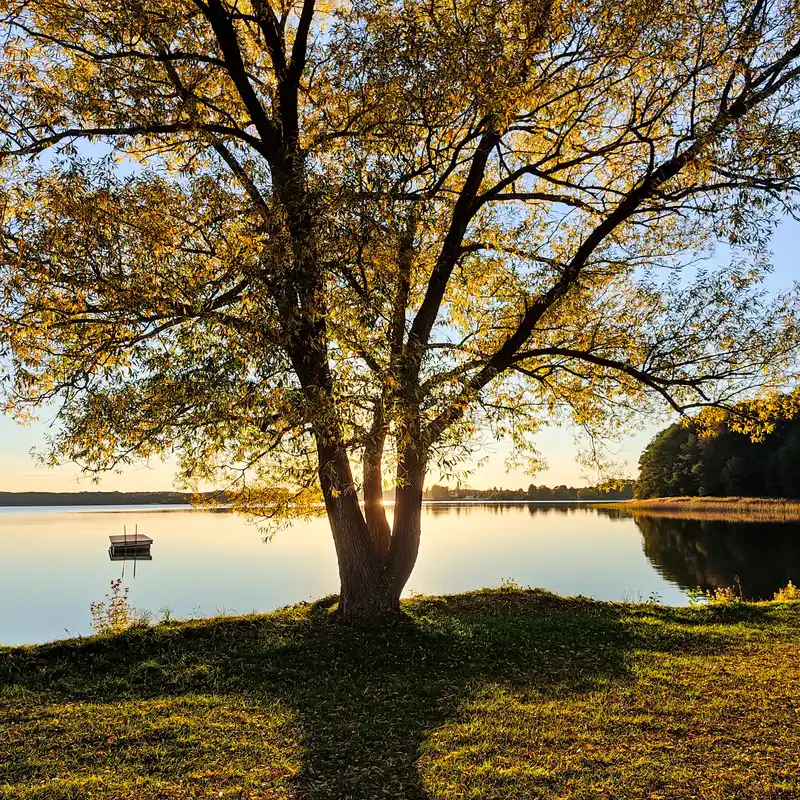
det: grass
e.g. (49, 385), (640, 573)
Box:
(600, 496), (800, 522)
(3, 588), (800, 799)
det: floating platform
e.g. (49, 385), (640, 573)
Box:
(109, 532), (153, 559)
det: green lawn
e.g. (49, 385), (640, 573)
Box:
(2, 589), (800, 799)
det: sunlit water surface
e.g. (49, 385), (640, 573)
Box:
(2, 503), (799, 645)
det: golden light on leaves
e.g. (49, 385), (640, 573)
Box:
(1, 0), (800, 611)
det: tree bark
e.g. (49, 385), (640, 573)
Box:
(289, 286), (423, 620)
(385, 445), (427, 609)
(316, 440), (394, 619)
(363, 420), (391, 557)
(317, 437), (427, 620)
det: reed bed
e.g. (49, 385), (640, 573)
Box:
(601, 496), (800, 522)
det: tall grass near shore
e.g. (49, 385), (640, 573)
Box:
(601, 496), (800, 522)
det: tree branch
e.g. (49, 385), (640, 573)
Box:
(195, 0), (280, 161)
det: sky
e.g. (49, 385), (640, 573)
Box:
(1, 221), (797, 493)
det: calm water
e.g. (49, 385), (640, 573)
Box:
(2, 503), (799, 645)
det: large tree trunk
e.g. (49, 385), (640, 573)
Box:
(317, 438), (426, 621)
(291, 306), (425, 620)
(316, 441), (387, 618)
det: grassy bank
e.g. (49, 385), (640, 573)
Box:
(600, 496), (800, 521)
(3, 589), (800, 799)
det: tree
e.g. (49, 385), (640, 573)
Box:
(2, 0), (800, 619)
(427, 484), (451, 502)
(777, 426), (800, 497)
(637, 395), (800, 499)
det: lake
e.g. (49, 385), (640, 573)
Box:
(2, 502), (799, 646)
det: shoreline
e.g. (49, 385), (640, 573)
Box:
(600, 496), (800, 521)
(0, 498), (616, 510)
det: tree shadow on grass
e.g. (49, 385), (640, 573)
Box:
(0, 590), (765, 799)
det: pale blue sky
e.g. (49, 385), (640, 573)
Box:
(1, 221), (797, 492)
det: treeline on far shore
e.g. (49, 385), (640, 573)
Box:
(424, 481), (635, 502)
(638, 406), (800, 500)
(0, 491), (228, 507)
(1, 484), (636, 507)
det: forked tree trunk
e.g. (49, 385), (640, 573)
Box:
(317, 441), (388, 619)
(318, 440), (426, 621)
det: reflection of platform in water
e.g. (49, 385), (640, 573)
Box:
(108, 532), (153, 561)
(109, 551), (153, 561)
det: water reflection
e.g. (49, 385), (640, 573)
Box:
(0, 503), (685, 645)
(596, 510), (800, 599)
(423, 502), (597, 517)
(5, 502), (800, 645)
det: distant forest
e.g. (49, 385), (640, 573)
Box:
(0, 491), (224, 507)
(1, 484), (636, 507)
(638, 415), (800, 499)
(425, 482), (635, 502)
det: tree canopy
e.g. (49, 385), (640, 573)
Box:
(637, 395), (800, 499)
(2, 0), (800, 616)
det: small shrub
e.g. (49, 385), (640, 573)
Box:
(686, 587), (706, 606)
(686, 577), (743, 606)
(705, 585), (742, 604)
(90, 578), (134, 634)
(773, 580), (800, 602)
